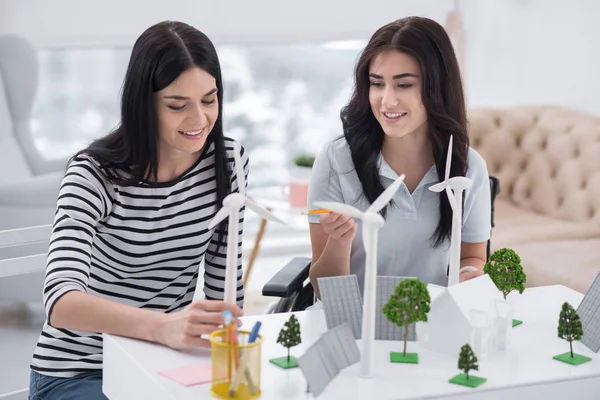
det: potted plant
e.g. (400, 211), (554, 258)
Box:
(484, 248), (527, 327)
(293, 154), (315, 169)
(383, 278), (431, 364)
(286, 153), (315, 209)
(553, 302), (592, 365)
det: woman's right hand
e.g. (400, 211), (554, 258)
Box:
(156, 300), (243, 349)
(320, 212), (357, 245)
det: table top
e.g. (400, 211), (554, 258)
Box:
(103, 285), (599, 400)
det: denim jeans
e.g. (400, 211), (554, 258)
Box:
(29, 369), (107, 400)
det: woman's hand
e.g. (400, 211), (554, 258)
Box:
(319, 212), (358, 245)
(156, 300), (243, 349)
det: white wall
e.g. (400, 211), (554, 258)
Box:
(463, 0), (600, 115)
(0, 0), (452, 46)
(1, 0), (599, 115)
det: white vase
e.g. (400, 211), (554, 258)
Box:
(290, 165), (312, 183)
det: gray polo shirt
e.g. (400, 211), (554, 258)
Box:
(307, 138), (491, 294)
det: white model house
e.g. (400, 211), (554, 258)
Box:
(416, 274), (509, 357)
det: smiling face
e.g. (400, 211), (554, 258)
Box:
(155, 66), (219, 162)
(368, 50), (427, 139)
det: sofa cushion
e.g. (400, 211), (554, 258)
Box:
(491, 200), (600, 248)
(499, 238), (600, 294)
(469, 106), (600, 227)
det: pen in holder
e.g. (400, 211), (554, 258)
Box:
(209, 329), (262, 399)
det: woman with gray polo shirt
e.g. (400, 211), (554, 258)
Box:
(307, 17), (491, 299)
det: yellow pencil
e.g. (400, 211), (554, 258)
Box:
(227, 329), (232, 381)
(302, 209), (332, 215)
(230, 324), (240, 369)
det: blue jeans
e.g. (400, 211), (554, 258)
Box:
(29, 370), (107, 400)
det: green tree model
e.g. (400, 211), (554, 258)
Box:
(458, 344), (479, 380)
(484, 248), (527, 300)
(558, 302), (583, 358)
(277, 314), (302, 362)
(383, 278), (431, 357)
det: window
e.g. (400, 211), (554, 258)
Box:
(31, 41), (366, 235)
(31, 41), (365, 189)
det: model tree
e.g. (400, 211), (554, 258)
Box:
(277, 314), (301, 361)
(458, 344), (478, 380)
(484, 248), (527, 327)
(383, 278), (430, 363)
(270, 314), (302, 369)
(552, 302), (591, 365)
(484, 248), (527, 300)
(559, 302), (583, 357)
(449, 344), (487, 388)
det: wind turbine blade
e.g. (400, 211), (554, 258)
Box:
(245, 198), (287, 225)
(429, 182), (447, 193)
(368, 174), (405, 213)
(445, 135), (453, 182)
(233, 142), (246, 197)
(208, 207), (231, 230)
(445, 186), (457, 213)
(313, 201), (364, 219)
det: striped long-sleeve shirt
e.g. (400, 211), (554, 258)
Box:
(30, 138), (248, 377)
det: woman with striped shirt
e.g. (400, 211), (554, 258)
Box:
(29, 21), (245, 399)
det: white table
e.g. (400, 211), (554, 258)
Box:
(103, 285), (600, 399)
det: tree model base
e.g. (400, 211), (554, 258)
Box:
(553, 352), (592, 366)
(390, 352), (419, 364)
(449, 373), (486, 388)
(269, 356), (298, 369)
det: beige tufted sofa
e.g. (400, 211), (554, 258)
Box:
(469, 106), (600, 294)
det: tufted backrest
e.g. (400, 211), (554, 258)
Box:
(469, 106), (600, 224)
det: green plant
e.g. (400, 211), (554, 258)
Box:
(277, 314), (302, 362)
(484, 248), (527, 300)
(293, 154), (315, 168)
(458, 344), (479, 380)
(383, 278), (431, 356)
(558, 302), (583, 358)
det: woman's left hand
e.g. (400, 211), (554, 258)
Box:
(459, 267), (483, 282)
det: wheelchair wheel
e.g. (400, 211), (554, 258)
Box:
(272, 283), (315, 313)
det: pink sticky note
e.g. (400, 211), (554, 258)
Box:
(157, 362), (212, 387)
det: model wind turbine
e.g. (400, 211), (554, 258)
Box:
(429, 135), (473, 287)
(314, 174), (405, 379)
(208, 142), (285, 304)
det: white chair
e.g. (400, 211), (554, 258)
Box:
(0, 35), (64, 231)
(0, 224), (51, 400)
(0, 224), (51, 279)
(0, 224), (51, 311)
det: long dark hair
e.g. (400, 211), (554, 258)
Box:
(340, 16), (469, 247)
(74, 20), (230, 207)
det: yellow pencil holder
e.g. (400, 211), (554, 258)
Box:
(209, 329), (263, 399)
